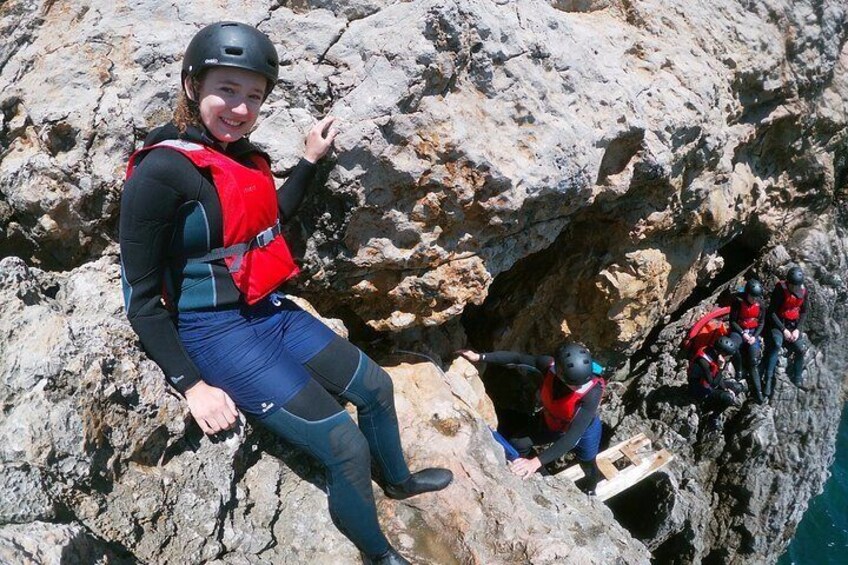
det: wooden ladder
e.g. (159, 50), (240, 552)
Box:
(559, 433), (674, 501)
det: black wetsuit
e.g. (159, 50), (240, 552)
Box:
(728, 293), (765, 402)
(689, 355), (741, 407)
(119, 123), (412, 558)
(762, 283), (810, 395)
(119, 123), (316, 394)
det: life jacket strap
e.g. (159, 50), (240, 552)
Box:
(185, 220), (282, 273)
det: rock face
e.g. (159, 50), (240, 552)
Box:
(1, 0), (847, 564)
(0, 256), (649, 564)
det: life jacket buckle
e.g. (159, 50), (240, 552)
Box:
(254, 224), (277, 248)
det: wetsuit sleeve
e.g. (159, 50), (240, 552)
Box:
(753, 303), (766, 337)
(277, 158), (317, 221)
(729, 297), (744, 335)
(692, 358), (720, 387)
(536, 385), (602, 465)
(797, 289), (810, 331)
(768, 286), (786, 331)
(119, 149), (204, 394)
(480, 351), (554, 374)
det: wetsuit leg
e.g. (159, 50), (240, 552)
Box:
(304, 334), (411, 485)
(745, 338), (763, 403)
(573, 416), (603, 494)
(259, 380), (390, 558)
(762, 328), (784, 400)
(500, 413), (557, 461)
(729, 333), (745, 380)
(178, 302), (390, 558)
(787, 334), (808, 386)
(508, 436), (536, 458)
(705, 389), (736, 413)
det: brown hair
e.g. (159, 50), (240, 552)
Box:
(173, 74), (204, 134)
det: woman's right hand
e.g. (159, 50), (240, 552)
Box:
(303, 115), (338, 163)
(456, 349), (481, 363)
(184, 381), (239, 435)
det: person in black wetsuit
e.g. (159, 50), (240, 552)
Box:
(119, 22), (450, 565)
(688, 335), (746, 432)
(762, 266), (811, 398)
(458, 343), (605, 495)
(727, 279), (766, 403)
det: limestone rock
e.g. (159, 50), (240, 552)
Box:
(0, 258), (649, 564)
(0, 521), (125, 565)
(1, 0), (847, 563)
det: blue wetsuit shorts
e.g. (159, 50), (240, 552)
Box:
(177, 294), (336, 417)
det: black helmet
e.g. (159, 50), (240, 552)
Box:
(786, 266), (804, 286)
(182, 22), (279, 96)
(555, 342), (594, 386)
(744, 279), (764, 298)
(713, 336), (738, 357)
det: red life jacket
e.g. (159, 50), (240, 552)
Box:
(540, 367), (605, 433)
(126, 140), (299, 305)
(690, 346), (719, 388)
(777, 281), (806, 321)
(736, 298), (761, 330)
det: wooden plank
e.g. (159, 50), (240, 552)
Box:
(557, 434), (674, 502)
(606, 435), (652, 464)
(559, 433), (651, 482)
(595, 449), (674, 501)
(596, 458), (619, 480)
(603, 433), (649, 457)
(620, 444), (643, 465)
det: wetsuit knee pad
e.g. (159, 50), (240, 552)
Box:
(328, 418), (371, 467)
(304, 335), (361, 393)
(358, 355), (395, 406)
(793, 337), (809, 355)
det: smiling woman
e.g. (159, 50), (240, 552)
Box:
(192, 68), (266, 146)
(118, 21), (451, 565)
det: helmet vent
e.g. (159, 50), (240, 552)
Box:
(224, 46), (244, 56)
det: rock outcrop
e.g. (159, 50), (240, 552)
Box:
(0, 256), (650, 563)
(1, 0), (847, 563)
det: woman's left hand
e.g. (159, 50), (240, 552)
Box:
(510, 457), (542, 479)
(304, 115), (338, 163)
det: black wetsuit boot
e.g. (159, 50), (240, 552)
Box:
(748, 364), (764, 404)
(578, 459), (601, 495)
(366, 546), (410, 565)
(742, 342), (764, 404)
(384, 468), (453, 500)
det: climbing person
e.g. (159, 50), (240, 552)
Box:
(457, 343), (605, 495)
(688, 335), (746, 432)
(119, 21), (451, 565)
(728, 279), (766, 403)
(762, 266), (810, 398)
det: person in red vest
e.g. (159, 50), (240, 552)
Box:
(119, 22), (450, 565)
(458, 343), (605, 495)
(762, 266), (810, 399)
(688, 335), (746, 431)
(728, 279), (766, 403)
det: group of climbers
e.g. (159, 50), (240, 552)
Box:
(686, 266), (811, 429)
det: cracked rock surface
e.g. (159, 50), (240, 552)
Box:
(1, 0), (847, 563)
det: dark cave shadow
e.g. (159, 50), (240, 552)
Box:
(645, 383), (694, 411)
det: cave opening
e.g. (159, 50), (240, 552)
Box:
(606, 471), (676, 546)
(650, 526), (697, 565)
